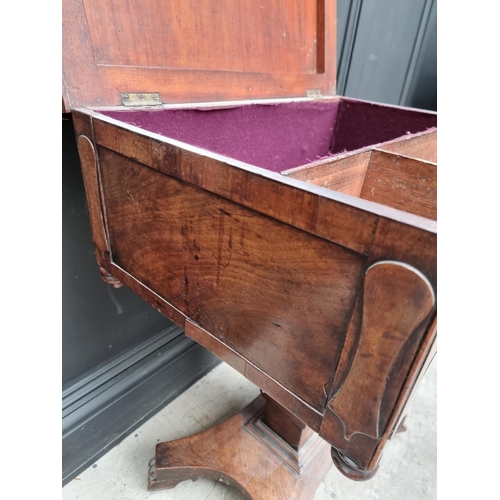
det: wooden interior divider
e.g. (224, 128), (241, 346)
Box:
(283, 152), (370, 196)
(377, 129), (437, 162)
(284, 144), (437, 220)
(360, 150), (437, 220)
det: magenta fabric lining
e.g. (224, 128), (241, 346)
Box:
(100, 99), (436, 173)
(102, 101), (339, 172)
(331, 98), (437, 154)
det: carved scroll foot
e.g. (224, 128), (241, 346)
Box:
(99, 267), (123, 288)
(148, 395), (332, 499)
(330, 448), (379, 481)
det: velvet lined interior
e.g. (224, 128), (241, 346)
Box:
(331, 99), (437, 154)
(102, 102), (339, 172)
(101, 99), (436, 173)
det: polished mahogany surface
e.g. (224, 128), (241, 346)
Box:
(63, 0), (336, 109)
(64, 0), (437, 488)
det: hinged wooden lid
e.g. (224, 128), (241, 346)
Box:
(62, 0), (336, 111)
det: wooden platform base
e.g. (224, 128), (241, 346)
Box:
(148, 395), (332, 499)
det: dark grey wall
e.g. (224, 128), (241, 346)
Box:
(337, 0), (436, 111)
(62, 119), (174, 385)
(62, 118), (219, 484)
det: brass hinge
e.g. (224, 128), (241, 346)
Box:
(306, 89), (322, 98)
(121, 93), (162, 107)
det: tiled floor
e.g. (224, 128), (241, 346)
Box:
(63, 359), (436, 500)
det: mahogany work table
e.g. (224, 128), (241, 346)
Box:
(63, 1), (437, 498)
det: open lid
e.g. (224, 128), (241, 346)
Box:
(62, 0), (336, 111)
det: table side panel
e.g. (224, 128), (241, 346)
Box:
(98, 147), (366, 411)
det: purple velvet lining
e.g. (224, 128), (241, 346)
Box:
(102, 102), (340, 172)
(100, 99), (436, 172)
(331, 98), (437, 154)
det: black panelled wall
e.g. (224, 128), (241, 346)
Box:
(62, 118), (220, 485)
(62, 118), (177, 384)
(337, 0), (436, 111)
(62, 0), (436, 485)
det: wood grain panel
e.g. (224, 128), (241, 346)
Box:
(83, 0), (318, 74)
(109, 263), (188, 329)
(63, 0), (336, 109)
(98, 148), (366, 411)
(185, 319), (323, 432)
(62, 0), (103, 111)
(360, 150), (437, 220)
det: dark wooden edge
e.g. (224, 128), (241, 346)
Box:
(367, 314), (437, 471)
(390, 334), (436, 441)
(72, 111), (112, 274)
(109, 263), (188, 328)
(62, 327), (220, 485)
(89, 95), (341, 113)
(370, 148), (437, 166)
(184, 319), (323, 432)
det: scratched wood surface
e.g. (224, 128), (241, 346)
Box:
(99, 146), (365, 412)
(91, 114), (436, 257)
